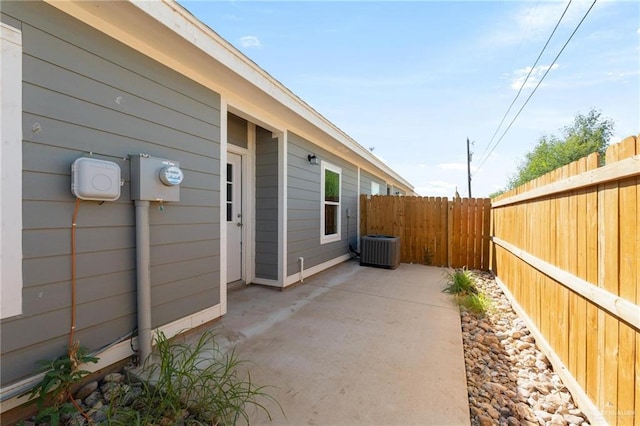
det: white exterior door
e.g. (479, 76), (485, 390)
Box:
(226, 152), (243, 282)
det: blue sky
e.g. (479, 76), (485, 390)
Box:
(180, 0), (639, 197)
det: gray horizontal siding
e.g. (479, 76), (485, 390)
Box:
(228, 113), (248, 149)
(286, 133), (358, 277)
(22, 117), (220, 176)
(24, 83), (217, 158)
(23, 55), (218, 144)
(2, 292), (135, 354)
(1, 1), (221, 387)
(20, 271), (136, 318)
(254, 127), (279, 280)
(22, 250), (137, 288)
(153, 272), (219, 312)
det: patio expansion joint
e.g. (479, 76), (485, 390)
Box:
(308, 282), (460, 312)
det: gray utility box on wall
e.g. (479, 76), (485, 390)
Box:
(360, 235), (401, 270)
(130, 155), (183, 202)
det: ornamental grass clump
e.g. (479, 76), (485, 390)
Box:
(109, 330), (282, 425)
(442, 268), (478, 296)
(443, 268), (492, 316)
(459, 292), (493, 315)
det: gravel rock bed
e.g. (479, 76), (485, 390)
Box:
(462, 271), (589, 426)
(22, 370), (202, 426)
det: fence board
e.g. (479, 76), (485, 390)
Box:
(574, 158), (588, 390)
(425, 197), (434, 264)
(482, 198), (491, 268)
(617, 136), (638, 426)
(491, 135), (639, 425)
(567, 160), (579, 377)
(636, 172), (640, 426)
(360, 195), (490, 269)
(603, 145), (621, 424)
(636, 136), (640, 426)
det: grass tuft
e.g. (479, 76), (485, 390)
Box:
(459, 292), (493, 315)
(442, 268), (477, 296)
(108, 330), (283, 425)
(443, 268), (492, 316)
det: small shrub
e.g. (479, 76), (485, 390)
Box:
(442, 268), (477, 296)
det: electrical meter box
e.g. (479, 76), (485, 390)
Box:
(71, 157), (121, 201)
(130, 155), (183, 202)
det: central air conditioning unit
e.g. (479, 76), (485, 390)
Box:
(360, 235), (401, 269)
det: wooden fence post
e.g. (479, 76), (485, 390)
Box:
(447, 200), (453, 267)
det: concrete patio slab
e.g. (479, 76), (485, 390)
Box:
(199, 260), (470, 425)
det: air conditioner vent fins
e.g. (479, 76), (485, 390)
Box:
(360, 235), (401, 270)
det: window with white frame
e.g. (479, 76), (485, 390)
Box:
(1, 23), (23, 319)
(371, 181), (380, 195)
(321, 161), (341, 244)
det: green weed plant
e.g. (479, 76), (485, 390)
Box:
(109, 330), (282, 425)
(27, 343), (99, 426)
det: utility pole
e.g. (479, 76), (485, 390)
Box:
(466, 137), (473, 198)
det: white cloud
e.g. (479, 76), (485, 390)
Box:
(510, 64), (559, 90)
(438, 162), (478, 172)
(514, 3), (572, 38)
(239, 35), (262, 48)
(222, 14), (240, 21)
(429, 180), (456, 188)
(481, 1), (610, 49)
(415, 180), (459, 197)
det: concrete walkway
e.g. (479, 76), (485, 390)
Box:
(203, 261), (470, 425)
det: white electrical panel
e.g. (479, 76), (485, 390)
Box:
(71, 157), (121, 201)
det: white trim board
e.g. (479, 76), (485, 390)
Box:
(246, 123), (257, 285)
(278, 131), (288, 286)
(285, 254), (351, 287)
(251, 278), (281, 288)
(0, 22), (23, 320)
(219, 98), (228, 315)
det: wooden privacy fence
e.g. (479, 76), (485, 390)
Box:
(491, 135), (640, 426)
(359, 194), (491, 269)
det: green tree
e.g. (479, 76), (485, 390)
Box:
(507, 109), (614, 189)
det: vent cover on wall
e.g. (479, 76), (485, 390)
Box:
(360, 235), (401, 270)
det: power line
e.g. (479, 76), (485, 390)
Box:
(475, 0), (573, 167)
(474, 0), (598, 175)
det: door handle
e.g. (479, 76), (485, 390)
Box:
(236, 222), (243, 227)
